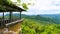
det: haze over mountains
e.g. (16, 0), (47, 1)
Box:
(5, 13), (60, 24)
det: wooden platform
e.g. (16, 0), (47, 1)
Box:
(0, 19), (23, 34)
(0, 22), (21, 34)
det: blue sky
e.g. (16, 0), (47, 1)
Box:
(0, 0), (60, 15)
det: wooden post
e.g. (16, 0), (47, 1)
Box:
(2, 12), (4, 23)
(9, 12), (12, 22)
(20, 12), (21, 20)
(2, 12), (5, 27)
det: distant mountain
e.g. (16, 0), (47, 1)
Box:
(5, 13), (57, 24)
(40, 14), (60, 18)
(5, 13), (60, 24)
(5, 13), (29, 18)
(40, 14), (60, 23)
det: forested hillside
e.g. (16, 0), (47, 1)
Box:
(5, 14), (60, 34)
(21, 19), (60, 34)
(41, 14), (60, 24)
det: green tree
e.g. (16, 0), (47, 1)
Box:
(11, 0), (32, 10)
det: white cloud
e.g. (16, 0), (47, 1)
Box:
(11, 0), (60, 10)
(11, 0), (60, 14)
(28, 0), (60, 10)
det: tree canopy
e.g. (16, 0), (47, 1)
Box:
(0, 0), (28, 12)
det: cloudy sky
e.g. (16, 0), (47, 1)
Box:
(0, 0), (60, 15)
(21, 0), (60, 15)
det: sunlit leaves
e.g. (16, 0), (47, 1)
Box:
(6, 0), (12, 5)
(17, 0), (21, 3)
(22, 3), (28, 10)
(0, 0), (33, 11)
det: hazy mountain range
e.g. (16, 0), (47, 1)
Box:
(4, 13), (60, 24)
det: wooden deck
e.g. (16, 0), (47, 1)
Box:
(0, 18), (23, 27)
(0, 19), (23, 34)
(0, 22), (21, 34)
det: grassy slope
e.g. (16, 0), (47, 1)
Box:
(21, 18), (60, 34)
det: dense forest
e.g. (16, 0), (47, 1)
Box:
(21, 19), (60, 34)
(5, 14), (60, 34)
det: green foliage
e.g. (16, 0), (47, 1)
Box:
(6, 0), (12, 5)
(0, 0), (28, 11)
(0, 0), (14, 11)
(15, 0), (29, 10)
(22, 3), (28, 10)
(17, 0), (21, 3)
(0, 0), (3, 4)
(21, 19), (60, 34)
